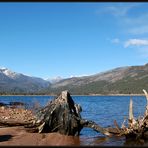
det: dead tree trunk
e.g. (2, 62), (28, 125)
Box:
(25, 90), (113, 136)
(121, 89), (148, 144)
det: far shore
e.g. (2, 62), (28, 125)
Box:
(0, 94), (145, 96)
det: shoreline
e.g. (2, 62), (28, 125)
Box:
(0, 94), (145, 96)
(0, 126), (81, 146)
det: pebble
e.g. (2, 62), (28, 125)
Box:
(0, 107), (36, 123)
(4, 117), (9, 120)
(0, 106), (5, 110)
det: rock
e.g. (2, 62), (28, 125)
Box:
(9, 102), (25, 106)
(0, 106), (5, 110)
(4, 117), (9, 120)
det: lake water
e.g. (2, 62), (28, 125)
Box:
(0, 95), (147, 146)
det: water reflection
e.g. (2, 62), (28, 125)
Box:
(80, 135), (125, 146)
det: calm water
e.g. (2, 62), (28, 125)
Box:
(0, 95), (147, 146)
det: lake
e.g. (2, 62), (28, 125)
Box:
(0, 95), (147, 146)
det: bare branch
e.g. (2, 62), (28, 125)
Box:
(129, 98), (134, 121)
(143, 89), (148, 103)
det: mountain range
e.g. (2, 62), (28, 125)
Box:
(0, 63), (148, 95)
(0, 68), (50, 94)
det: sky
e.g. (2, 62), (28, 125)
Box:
(0, 2), (148, 79)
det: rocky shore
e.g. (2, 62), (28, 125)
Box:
(0, 106), (80, 146)
(0, 106), (36, 123)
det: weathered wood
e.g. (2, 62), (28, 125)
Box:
(143, 89), (148, 116)
(143, 89), (148, 101)
(129, 98), (134, 121)
(0, 120), (32, 127)
(3, 89), (148, 143)
(24, 90), (113, 136)
(80, 119), (112, 136)
(128, 98), (136, 128)
(121, 89), (148, 144)
(114, 120), (121, 133)
(26, 89), (148, 143)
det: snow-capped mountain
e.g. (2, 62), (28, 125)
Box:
(1, 63), (148, 95)
(0, 67), (21, 79)
(0, 67), (50, 94)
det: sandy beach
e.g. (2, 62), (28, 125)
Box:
(0, 106), (82, 146)
(0, 126), (81, 146)
(0, 99), (124, 146)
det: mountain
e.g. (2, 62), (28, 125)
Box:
(46, 76), (63, 84)
(45, 63), (148, 95)
(0, 63), (148, 95)
(0, 68), (50, 94)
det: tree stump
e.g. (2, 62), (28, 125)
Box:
(26, 90), (112, 136)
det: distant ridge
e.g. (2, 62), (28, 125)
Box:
(44, 63), (148, 95)
(0, 68), (50, 94)
(0, 63), (148, 95)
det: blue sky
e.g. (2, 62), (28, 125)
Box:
(0, 2), (148, 79)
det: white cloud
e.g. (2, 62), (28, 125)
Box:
(124, 38), (148, 58)
(124, 39), (148, 48)
(111, 38), (120, 44)
(120, 10), (148, 35)
(123, 13), (148, 26)
(96, 3), (139, 17)
(97, 3), (148, 36)
(105, 5), (131, 17)
(128, 25), (148, 35)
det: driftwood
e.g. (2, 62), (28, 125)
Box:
(0, 90), (126, 137)
(0, 91), (119, 136)
(120, 89), (148, 145)
(25, 90), (114, 136)
(1, 89), (148, 145)
(0, 120), (32, 127)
